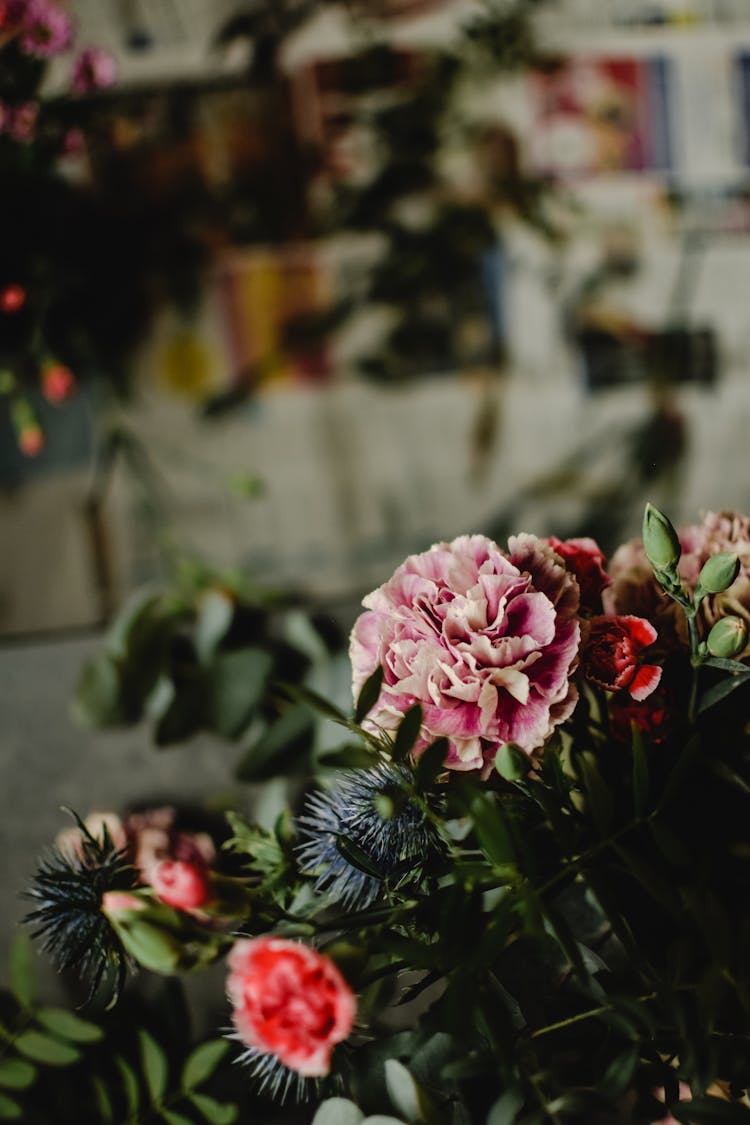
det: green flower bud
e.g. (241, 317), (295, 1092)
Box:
(697, 552), (741, 595)
(642, 503), (682, 572)
(706, 615), (748, 659)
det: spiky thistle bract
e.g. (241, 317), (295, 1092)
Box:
(24, 810), (138, 1005)
(297, 760), (443, 910)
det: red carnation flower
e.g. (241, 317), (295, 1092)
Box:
(583, 615), (662, 701)
(548, 536), (610, 612)
(227, 937), (356, 1077)
(151, 859), (211, 911)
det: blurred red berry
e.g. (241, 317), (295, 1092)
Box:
(43, 363), (75, 403)
(0, 283), (26, 313)
(19, 425), (43, 457)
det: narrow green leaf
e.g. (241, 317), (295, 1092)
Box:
(92, 1076), (115, 1124)
(181, 1040), (229, 1091)
(415, 737), (449, 787)
(657, 733), (702, 812)
(698, 669), (750, 715)
(577, 752), (614, 835)
(139, 1029), (169, 1105)
(72, 654), (123, 727)
(36, 1007), (103, 1043)
(311, 1098), (365, 1125)
(466, 789), (515, 866)
(393, 704), (423, 761)
(317, 743), (377, 769)
(487, 1088), (524, 1125)
(116, 1056), (140, 1116)
(189, 1091), (238, 1124)
(631, 723), (650, 819)
(275, 681), (349, 724)
(355, 665), (384, 724)
(0, 1093), (22, 1120)
(704, 655), (750, 673)
(14, 1031), (80, 1067)
(336, 835), (384, 879)
(7, 933), (35, 1009)
(195, 590), (234, 665)
(672, 1096), (750, 1123)
(0, 1060), (35, 1090)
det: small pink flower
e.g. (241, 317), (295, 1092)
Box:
(350, 533), (580, 771)
(651, 1080), (691, 1124)
(583, 615), (662, 701)
(42, 362), (75, 403)
(547, 536), (610, 612)
(0, 0), (29, 32)
(19, 0), (73, 58)
(227, 937), (356, 1077)
(8, 101), (38, 144)
(61, 126), (85, 156)
(18, 424), (43, 456)
(71, 46), (117, 94)
(0, 283), (26, 313)
(150, 859), (211, 911)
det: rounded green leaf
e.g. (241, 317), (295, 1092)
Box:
(7, 933), (35, 1009)
(139, 1029), (168, 1104)
(189, 1092), (238, 1124)
(181, 1040), (229, 1091)
(116, 1056), (140, 1116)
(92, 1077), (114, 1124)
(0, 1060), (35, 1091)
(14, 1031), (80, 1067)
(384, 1059), (423, 1123)
(494, 742), (531, 782)
(162, 1112), (195, 1125)
(0, 1092), (22, 1120)
(311, 1100), (365, 1125)
(72, 654), (122, 727)
(36, 1007), (103, 1043)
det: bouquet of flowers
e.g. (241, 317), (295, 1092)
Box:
(10, 503), (750, 1124)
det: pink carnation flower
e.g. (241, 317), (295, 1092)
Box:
(71, 46), (117, 94)
(350, 533), (581, 772)
(19, 0), (73, 58)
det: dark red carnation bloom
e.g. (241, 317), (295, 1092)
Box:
(548, 536), (610, 612)
(227, 937), (355, 1077)
(583, 614), (662, 701)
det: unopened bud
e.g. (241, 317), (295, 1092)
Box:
(707, 615), (748, 659)
(698, 552), (740, 595)
(642, 503), (681, 572)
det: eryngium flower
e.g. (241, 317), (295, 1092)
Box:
(297, 762), (441, 909)
(24, 814), (137, 1003)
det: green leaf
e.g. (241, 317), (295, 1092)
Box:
(181, 1040), (229, 1091)
(0, 1093), (22, 1120)
(72, 654), (123, 727)
(355, 665), (384, 724)
(495, 743), (531, 783)
(311, 1099), (365, 1125)
(139, 1029), (169, 1104)
(393, 704), (423, 760)
(209, 648), (273, 739)
(275, 681), (349, 725)
(415, 738), (449, 787)
(107, 589), (165, 659)
(318, 743), (377, 769)
(92, 1076), (115, 1124)
(336, 835), (384, 879)
(162, 1112), (195, 1125)
(0, 1060), (35, 1090)
(698, 669), (750, 715)
(672, 1097), (750, 1123)
(189, 1091), (238, 1124)
(154, 683), (206, 746)
(486, 1088), (524, 1125)
(384, 1059), (424, 1123)
(657, 732), (702, 812)
(577, 752), (614, 835)
(7, 933), (35, 1009)
(36, 1007), (103, 1043)
(236, 704), (314, 781)
(631, 723), (650, 819)
(14, 1031), (80, 1066)
(703, 656), (749, 673)
(195, 590), (234, 665)
(465, 789), (515, 866)
(600, 1047), (638, 1098)
(116, 1056), (140, 1116)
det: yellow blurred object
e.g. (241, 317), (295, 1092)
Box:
(157, 329), (214, 398)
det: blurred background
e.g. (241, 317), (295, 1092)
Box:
(4, 0), (750, 964)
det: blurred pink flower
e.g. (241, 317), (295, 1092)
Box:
(150, 859), (211, 911)
(651, 1080), (691, 1124)
(71, 46), (117, 94)
(8, 100), (38, 143)
(42, 362), (75, 403)
(547, 536), (610, 612)
(350, 533), (580, 772)
(19, 0), (73, 58)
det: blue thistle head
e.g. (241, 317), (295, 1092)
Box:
(24, 812), (138, 1004)
(296, 761), (442, 910)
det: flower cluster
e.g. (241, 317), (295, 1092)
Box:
(23, 504), (750, 1124)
